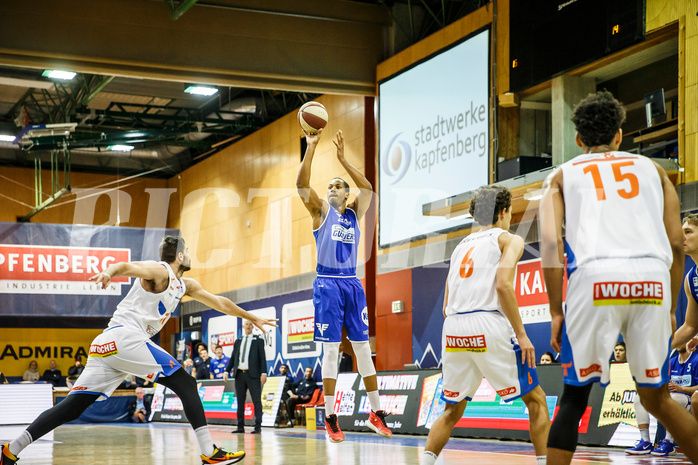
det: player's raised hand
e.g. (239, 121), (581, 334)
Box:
(305, 128), (323, 147)
(89, 272), (111, 289)
(333, 129), (344, 160)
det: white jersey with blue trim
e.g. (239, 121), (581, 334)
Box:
(445, 228), (506, 318)
(560, 151), (672, 273)
(107, 261), (185, 337)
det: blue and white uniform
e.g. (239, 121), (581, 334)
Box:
(559, 152), (672, 387)
(441, 228), (538, 404)
(312, 206), (369, 343)
(210, 355), (230, 379)
(71, 262), (185, 400)
(669, 349), (698, 404)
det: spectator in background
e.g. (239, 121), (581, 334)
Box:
(193, 348), (211, 380)
(129, 387), (152, 423)
(23, 361), (40, 382)
(540, 352), (555, 365)
(192, 343), (207, 369)
(209, 345), (229, 380)
(66, 357), (85, 387)
(225, 320), (267, 434)
(613, 342), (627, 362)
(338, 340), (353, 373)
(286, 367), (318, 426)
(41, 360), (63, 387)
(183, 358), (194, 376)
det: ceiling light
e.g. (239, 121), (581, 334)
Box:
(449, 213), (473, 221)
(0, 134), (16, 142)
(184, 85), (218, 96)
(42, 70), (77, 80)
(107, 145), (135, 152)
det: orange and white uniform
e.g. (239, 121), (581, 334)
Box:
(559, 151), (672, 387)
(70, 262), (185, 400)
(441, 228), (538, 404)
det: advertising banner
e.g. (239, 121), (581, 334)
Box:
(0, 222), (178, 317)
(336, 371), (430, 434)
(0, 327), (101, 376)
(150, 377), (285, 427)
(281, 300), (321, 359)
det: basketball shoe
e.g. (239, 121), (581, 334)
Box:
(325, 414), (345, 443)
(201, 445), (245, 465)
(367, 410), (392, 438)
(0, 444), (18, 465)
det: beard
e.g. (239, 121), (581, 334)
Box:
(179, 261), (192, 273)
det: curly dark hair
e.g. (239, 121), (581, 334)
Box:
(469, 186), (512, 226)
(571, 91), (626, 148)
(684, 213), (698, 227)
(159, 235), (186, 263)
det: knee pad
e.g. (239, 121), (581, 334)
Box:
(322, 342), (340, 380)
(547, 383), (593, 452)
(351, 341), (376, 378)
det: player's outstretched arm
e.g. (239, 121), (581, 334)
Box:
(497, 232), (535, 368)
(89, 261), (169, 289)
(297, 129), (326, 227)
(441, 280), (449, 319)
(540, 169), (565, 353)
(334, 129), (373, 220)
(183, 278), (278, 332)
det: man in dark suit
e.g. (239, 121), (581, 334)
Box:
(224, 320), (267, 434)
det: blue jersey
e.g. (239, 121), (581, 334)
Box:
(688, 265), (698, 303)
(210, 356), (230, 379)
(669, 350), (698, 393)
(314, 206), (360, 276)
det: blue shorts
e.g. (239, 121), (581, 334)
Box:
(313, 276), (369, 343)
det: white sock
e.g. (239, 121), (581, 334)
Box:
(325, 396), (335, 415)
(195, 426), (215, 456)
(536, 456), (546, 465)
(422, 451), (438, 465)
(367, 390), (381, 412)
(665, 431), (674, 442)
(9, 431), (32, 456)
(640, 428), (650, 442)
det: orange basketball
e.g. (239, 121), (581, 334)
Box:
(297, 102), (328, 135)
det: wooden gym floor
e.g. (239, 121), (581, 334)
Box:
(0, 423), (691, 465)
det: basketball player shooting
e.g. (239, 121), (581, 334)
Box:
(296, 128), (392, 443)
(0, 236), (277, 465)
